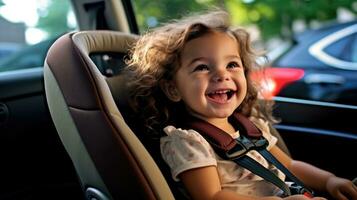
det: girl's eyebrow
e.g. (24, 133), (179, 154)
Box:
(186, 54), (241, 66)
(187, 57), (208, 66)
(226, 55), (241, 59)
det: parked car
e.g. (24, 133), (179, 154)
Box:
(0, 0), (356, 199)
(254, 20), (357, 106)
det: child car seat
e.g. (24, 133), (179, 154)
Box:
(44, 30), (291, 200)
(43, 30), (174, 200)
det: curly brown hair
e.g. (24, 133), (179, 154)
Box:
(125, 10), (275, 133)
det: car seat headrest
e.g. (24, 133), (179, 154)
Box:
(72, 30), (137, 55)
(72, 31), (136, 124)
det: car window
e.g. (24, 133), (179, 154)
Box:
(130, 0), (265, 40)
(324, 33), (355, 62)
(0, 0), (77, 72)
(130, 1), (357, 107)
(130, 1), (215, 31)
(350, 33), (357, 63)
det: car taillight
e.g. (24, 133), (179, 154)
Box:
(250, 67), (305, 99)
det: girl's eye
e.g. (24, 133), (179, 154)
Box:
(227, 61), (239, 69)
(193, 64), (209, 72)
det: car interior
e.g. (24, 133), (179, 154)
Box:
(1, 0), (356, 199)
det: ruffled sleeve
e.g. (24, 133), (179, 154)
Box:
(249, 117), (278, 150)
(160, 126), (217, 181)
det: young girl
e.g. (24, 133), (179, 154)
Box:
(126, 10), (357, 200)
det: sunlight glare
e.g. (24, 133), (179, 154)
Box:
(25, 28), (47, 45)
(0, 0), (49, 44)
(0, 0), (48, 26)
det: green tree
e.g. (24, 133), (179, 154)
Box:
(132, 0), (356, 40)
(227, 0), (357, 39)
(35, 0), (72, 38)
(132, 0), (220, 31)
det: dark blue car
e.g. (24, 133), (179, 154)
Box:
(258, 20), (357, 106)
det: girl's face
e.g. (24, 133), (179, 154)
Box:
(166, 31), (247, 124)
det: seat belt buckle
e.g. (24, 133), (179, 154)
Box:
(224, 141), (247, 159)
(224, 136), (269, 160)
(303, 191), (314, 198)
(289, 183), (314, 198)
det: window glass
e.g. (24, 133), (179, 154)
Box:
(0, 0), (77, 72)
(130, 0), (357, 106)
(131, 1), (218, 32)
(324, 33), (354, 62)
(351, 33), (357, 63)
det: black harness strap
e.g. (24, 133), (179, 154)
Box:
(180, 112), (313, 197)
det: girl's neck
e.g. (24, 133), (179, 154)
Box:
(185, 110), (236, 135)
(206, 118), (236, 135)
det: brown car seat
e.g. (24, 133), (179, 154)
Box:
(44, 30), (174, 200)
(44, 30), (291, 200)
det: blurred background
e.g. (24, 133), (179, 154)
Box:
(131, 0), (356, 48)
(0, 0), (356, 104)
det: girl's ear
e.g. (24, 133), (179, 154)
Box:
(160, 80), (181, 102)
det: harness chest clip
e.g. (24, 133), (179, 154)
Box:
(225, 135), (269, 160)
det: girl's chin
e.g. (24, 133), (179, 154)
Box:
(204, 109), (235, 119)
(208, 107), (236, 117)
(212, 112), (233, 118)
(186, 106), (235, 120)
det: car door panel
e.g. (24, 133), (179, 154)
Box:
(274, 97), (357, 180)
(0, 68), (82, 199)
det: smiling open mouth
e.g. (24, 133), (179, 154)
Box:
(206, 89), (236, 103)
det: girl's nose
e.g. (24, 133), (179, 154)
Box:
(212, 70), (230, 82)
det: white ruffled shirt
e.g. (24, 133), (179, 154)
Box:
(160, 117), (286, 197)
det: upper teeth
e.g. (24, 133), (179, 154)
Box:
(213, 90), (231, 94)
